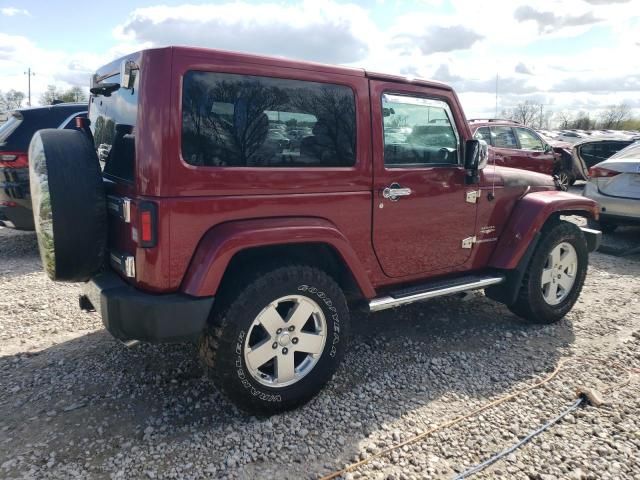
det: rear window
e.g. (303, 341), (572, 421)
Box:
(181, 71), (356, 167)
(89, 72), (138, 181)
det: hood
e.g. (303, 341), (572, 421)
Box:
(495, 166), (556, 189)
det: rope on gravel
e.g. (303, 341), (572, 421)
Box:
(318, 357), (637, 480)
(451, 397), (585, 479)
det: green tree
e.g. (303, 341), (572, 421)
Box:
(40, 85), (88, 105)
(40, 85), (62, 105)
(59, 86), (88, 103)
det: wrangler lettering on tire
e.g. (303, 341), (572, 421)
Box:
(199, 265), (349, 414)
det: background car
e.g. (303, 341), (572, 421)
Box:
(583, 141), (640, 233)
(571, 137), (636, 171)
(469, 119), (576, 189)
(0, 103), (87, 229)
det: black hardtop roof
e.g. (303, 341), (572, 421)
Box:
(96, 46), (453, 92)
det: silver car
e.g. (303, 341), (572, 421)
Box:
(583, 141), (640, 232)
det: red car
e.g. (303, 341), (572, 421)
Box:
(29, 47), (600, 414)
(469, 119), (576, 189)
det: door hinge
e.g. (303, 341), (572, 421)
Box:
(461, 236), (476, 249)
(466, 190), (481, 204)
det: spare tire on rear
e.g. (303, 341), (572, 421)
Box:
(29, 129), (107, 282)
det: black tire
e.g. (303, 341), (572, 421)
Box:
(508, 221), (588, 324)
(588, 218), (617, 234)
(28, 129), (107, 282)
(199, 265), (349, 415)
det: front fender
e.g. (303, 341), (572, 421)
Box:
(489, 190), (598, 270)
(181, 217), (376, 298)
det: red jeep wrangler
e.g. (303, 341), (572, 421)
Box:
(29, 47), (601, 414)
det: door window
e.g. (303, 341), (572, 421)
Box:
(514, 127), (544, 151)
(491, 126), (518, 149)
(381, 93), (459, 167)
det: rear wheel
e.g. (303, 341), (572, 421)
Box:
(199, 265), (349, 415)
(509, 221), (588, 324)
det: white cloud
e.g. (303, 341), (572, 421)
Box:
(115, 1), (375, 64)
(1, 7), (30, 16)
(392, 25), (484, 55)
(0, 33), (102, 106)
(1, 0), (639, 119)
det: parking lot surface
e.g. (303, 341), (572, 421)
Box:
(1, 227), (639, 480)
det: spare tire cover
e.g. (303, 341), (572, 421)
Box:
(29, 129), (107, 282)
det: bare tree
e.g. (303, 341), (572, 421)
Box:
(599, 103), (631, 129)
(555, 110), (573, 129)
(40, 85), (62, 105)
(502, 101), (539, 127)
(568, 111), (595, 130)
(2, 90), (26, 110)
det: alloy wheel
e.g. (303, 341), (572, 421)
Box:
(541, 242), (578, 306)
(243, 295), (327, 388)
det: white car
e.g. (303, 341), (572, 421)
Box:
(583, 141), (640, 232)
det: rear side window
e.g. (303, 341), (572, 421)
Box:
(579, 141), (634, 167)
(514, 127), (544, 151)
(474, 126), (492, 145)
(491, 126), (518, 149)
(90, 72), (138, 182)
(181, 71), (356, 167)
(381, 93), (459, 167)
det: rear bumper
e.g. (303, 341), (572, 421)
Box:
(583, 182), (640, 220)
(81, 271), (215, 343)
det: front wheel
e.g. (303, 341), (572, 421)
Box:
(199, 265), (349, 415)
(555, 170), (575, 191)
(509, 221), (588, 324)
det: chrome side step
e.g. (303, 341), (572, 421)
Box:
(369, 275), (505, 312)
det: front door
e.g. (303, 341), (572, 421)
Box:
(370, 80), (478, 278)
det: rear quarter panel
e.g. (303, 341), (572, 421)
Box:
(144, 48), (383, 292)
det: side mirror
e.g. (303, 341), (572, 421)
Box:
(544, 143), (553, 153)
(120, 60), (139, 90)
(464, 139), (489, 172)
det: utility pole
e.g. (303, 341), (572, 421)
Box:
(495, 73), (499, 117)
(539, 104), (543, 129)
(24, 68), (35, 106)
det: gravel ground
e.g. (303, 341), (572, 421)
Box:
(1, 226), (639, 480)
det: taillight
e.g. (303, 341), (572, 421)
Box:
(588, 166), (619, 178)
(0, 201), (18, 207)
(0, 152), (28, 168)
(137, 201), (157, 248)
